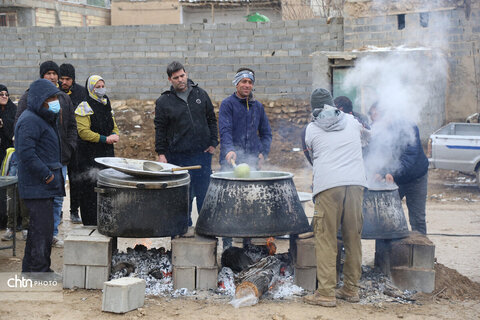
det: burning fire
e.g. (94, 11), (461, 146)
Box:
(266, 237), (276, 256)
(135, 238), (153, 249)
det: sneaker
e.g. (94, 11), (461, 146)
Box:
(335, 287), (360, 303)
(22, 229), (28, 241)
(70, 213), (82, 224)
(303, 291), (336, 307)
(52, 236), (64, 248)
(1, 228), (14, 241)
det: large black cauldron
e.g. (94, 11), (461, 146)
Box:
(195, 171), (311, 237)
(96, 168), (190, 238)
(361, 185), (410, 239)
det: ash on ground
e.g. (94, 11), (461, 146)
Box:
(356, 265), (416, 305)
(110, 244), (416, 305)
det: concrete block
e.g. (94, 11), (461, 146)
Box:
(102, 277), (146, 314)
(295, 237), (316, 267)
(390, 266), (435, 293)
(64, 235), (112, 266)
(171, 236), (217, 267)
(63, 265), (86, 289)
(173, 266), (196, 291)
(196, 266), (218, 290)
(86, 265), (111, 290)
(68, 226), (94, 236)
(412, 244), (435, 269)
(295, 266), (317, 292)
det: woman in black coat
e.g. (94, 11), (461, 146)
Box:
(0, 84), (16, 163)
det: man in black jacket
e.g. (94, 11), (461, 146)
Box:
(15, 61), (77, 247)
(154, 61), (218, 226)
(59, 63), (86, 224)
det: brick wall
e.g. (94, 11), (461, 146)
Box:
(0, 18), (343, 104)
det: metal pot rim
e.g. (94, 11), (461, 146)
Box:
(211, 171), (293, 181)
(97, 168), (190, 189)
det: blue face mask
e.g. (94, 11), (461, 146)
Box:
(48, 100), (61, 114)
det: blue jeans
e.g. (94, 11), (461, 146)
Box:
(53, 165), (67, 237)
(168, 152), (212, 226)
(398, 173), (428, 234)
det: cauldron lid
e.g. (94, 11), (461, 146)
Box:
(97, 168), (190, 189)
(95, 157), (188, 178)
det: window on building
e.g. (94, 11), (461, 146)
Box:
(0, 14), (7, 26)
(397, 14), (405, 30)
(420, 12), (429, 28)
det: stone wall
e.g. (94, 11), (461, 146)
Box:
(0, 18), (344, 105)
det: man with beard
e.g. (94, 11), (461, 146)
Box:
(154, 61), (218, 227)
(59, 63), (85, 224)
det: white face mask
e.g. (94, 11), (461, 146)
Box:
(94, 87), (107, 97)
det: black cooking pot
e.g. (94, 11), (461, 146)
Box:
(195, 171), (311, 237)
(361, 185), (410, 239)
(96, 168), (190, 238)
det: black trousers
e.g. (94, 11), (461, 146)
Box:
(22, 198), (54, 273)
(67, 149), (81, 216)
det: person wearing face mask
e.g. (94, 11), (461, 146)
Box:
(15, 79), (65, 273)
(15, 61), (77, 248)
(75, 75), (119, 226)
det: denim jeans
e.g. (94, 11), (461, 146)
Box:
(53, 165), (67, 237)
(398, 173), (428, 234)
(168, 151), (212, 226)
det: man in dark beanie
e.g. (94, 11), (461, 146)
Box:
(303, 88), (368, 307)
(59, 63), (86, 108)
(301, 88), (336, 166)
(59, 63), (85, 224)
(15, 61), (77, 247)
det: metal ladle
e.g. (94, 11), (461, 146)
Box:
(143, 161), (201, 172)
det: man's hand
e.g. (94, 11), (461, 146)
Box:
(204, 146), (215, 154)
(226, 151), (236, 165)
(257, 153), (265, 169)
(385, 173), (394, 183)
(157, 154), (167, 163)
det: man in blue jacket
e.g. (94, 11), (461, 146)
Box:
(219, 67), (272, 169)
(367, 103), (429, 234)
(15, 79), (65, 273)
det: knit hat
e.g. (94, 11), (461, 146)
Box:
(59, 63), (75, 81)
(310, 88), (334, 111)
(0, 84), (8, 94)
(39, 61), (59, 78)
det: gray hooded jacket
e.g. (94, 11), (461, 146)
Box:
(305, 108), (367, 196)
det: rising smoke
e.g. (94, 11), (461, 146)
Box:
(341, 50), (447, 182)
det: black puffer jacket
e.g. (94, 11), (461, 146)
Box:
(154, 79), (218, 156)
(16, 89), (77, 165)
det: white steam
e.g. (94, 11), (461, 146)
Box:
(342, 50), (447, 182)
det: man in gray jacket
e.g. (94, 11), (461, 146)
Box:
(303, 88), (367, 307)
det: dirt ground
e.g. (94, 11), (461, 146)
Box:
(1, 117), (480, 319)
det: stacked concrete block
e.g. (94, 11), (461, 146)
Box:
(294, 237), (317, 292)
(63, 226), (112, 290)
(375, 234), (436, 293)
(102, 277), (146, 314)
(171, 235), (218, 291)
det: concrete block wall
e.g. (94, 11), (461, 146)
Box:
(343, 5), (480, 122)
(0, 18), (343, 102)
